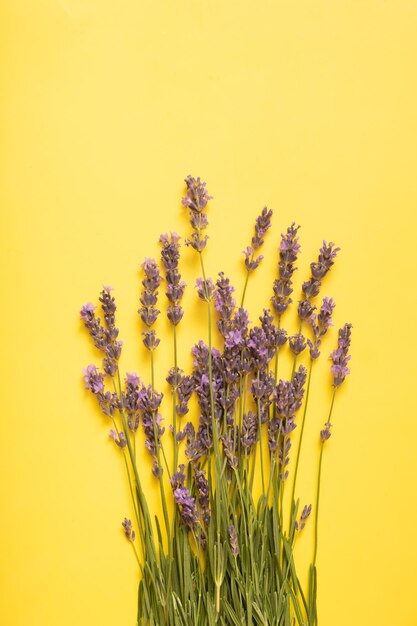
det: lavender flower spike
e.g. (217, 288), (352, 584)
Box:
(182, 175), (212, 253)
(295, 504), (312, 531)
(173, 486), (198, 531)
(299, 241), (340, 321)
(122, 518), (136, 542)
(160, 233), (185, 326)
(330, 323), (352, 387)
(138, 258), (161, 328)
(272, 222), (301, 318)
(307, 297), (336, 360)
(243, 206), (273, 272)
(320, 421), (332, 442)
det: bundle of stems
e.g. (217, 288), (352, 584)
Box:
(81, 176), (352, 626)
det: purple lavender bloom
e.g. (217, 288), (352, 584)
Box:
(248, 326), (270, 370)
(122, 518), (135, 542)
(167, 368), (194, 416)
(221, 434), (238, 469)
(214, 272), (236, 337)
(272, 223), (300, 318)
(80, 288), (122, 375)
(250, 370), (275, 422)
(182, 176), (212, 253)
(242, 206), (273, 272)
(170, 464), (186, 489)
(98, 390), (119, 418)
(160, 233), (186, 326)
(138, 385), (165, 460)
(166, 367), (183, 389)
(196, 277), (215, 302)
(83, 365), (104, 394)
(99, 287), (117, 332)
(194, 467), (210, 527)
(320, 421), (332, 442)
(243, 247), (263, 272)
(307, 297), (336, 359)
(176, 375), (194, 417)
(311, 241), (341, 279)
(295, 504), (312, 531)
(241, 411), (258, 452)
(269, 366), (306, 462)
(259, 309), (288, 351)
(80, 302), (96, 319)
(297, 299), (316, 321)
(109, 429), (127, 449)
(278, 438), (291, 481)
(174, 486), (199, 531)
(330, 323), (352, 387)
(299, 242), (340, 320)
(228, 525), (239, 557)
(138, 258), (161, 333)
(124, 372), (141, 432)
(142, 329), (160, 351)
(182, 175), (212, 213)
(289, 333), (307, 356)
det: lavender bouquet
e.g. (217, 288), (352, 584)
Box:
(81, 176), (352, 626)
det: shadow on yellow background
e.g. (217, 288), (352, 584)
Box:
(1, 1), (417, 625)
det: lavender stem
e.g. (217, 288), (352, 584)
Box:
(290, 360), (313, 527)
(313, 388), (337, 567)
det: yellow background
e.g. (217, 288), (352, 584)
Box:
(1, 1), (417, 625)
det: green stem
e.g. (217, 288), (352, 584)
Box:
(290, 360), (313, 530)
(241, 269), (250, 307)
(256, 370), (266, 495)
(150, 349), (155, 389)
(172, 324), (179, 473)
(313, 388), (336, 567)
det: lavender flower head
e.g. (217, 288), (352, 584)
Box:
(196, 277), (215, 302)
(299, 242), (340, 320)
(138, 258), (161, 327)
(330, 323), (352, 387)
(295, 504), (312, 531)
(122, 518), (135, 542)
(272, 223), (301, 318)
(160, 233), (185, 326)
(109, 429), (127, 449)
(320, 421), (332, 442)
(243, 206), (273, 272)
(182, 176), (212, 253)
(80, 287), (122, 376)
(173, 486), (198, 531)
(289, 333), (307, 356)
(307, 297), (336, 359)
(214, 272), (236, 337)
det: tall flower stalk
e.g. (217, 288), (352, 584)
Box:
(81, 177), (352, 626)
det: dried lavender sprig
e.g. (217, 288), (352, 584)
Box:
(298, 241), (340, 324)
(182, 175), (212, 253)
(272, 223), (301, 319)
(330, 322), (352, 387)
(139, 259), (161, 325)
(159, 233), (186, 327)
(307, 297), (336, 360)
(80, 287), (123, 376)
(241, 207), (273, 306)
